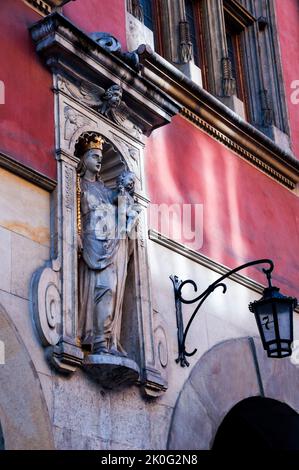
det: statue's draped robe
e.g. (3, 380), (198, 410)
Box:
(78, 178), (129, 351)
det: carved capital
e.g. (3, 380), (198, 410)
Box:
(51, 337), (84, 373)
(141, 367), (168, 397)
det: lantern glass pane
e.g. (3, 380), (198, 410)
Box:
(276, 301), (292, 340)
(256, 302), (276, 344)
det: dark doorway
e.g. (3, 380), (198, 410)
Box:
(213, 397), (299, 450)
(0, 422), (4, 450)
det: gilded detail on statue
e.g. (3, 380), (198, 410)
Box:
(76, 132), (141, 358)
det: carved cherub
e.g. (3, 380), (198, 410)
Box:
(116, 170), (141, 237)
(99, 84), (142, 137)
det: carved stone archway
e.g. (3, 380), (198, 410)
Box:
(167, 337), (299, 449)
(0, 304), (54, 450)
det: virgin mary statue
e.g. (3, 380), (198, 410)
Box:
(76, 132), (134, 357)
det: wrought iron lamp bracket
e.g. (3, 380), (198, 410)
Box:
(170, 259), (274, 367)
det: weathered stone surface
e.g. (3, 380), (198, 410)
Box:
(84, 354), (140, 388)
(54, 426), (109, 450)
(11, 232), (49, 299)
(0, 167), (50, 246)
(52, 371), (106, 438)
(0, 289), (51, 376)
(126, 12), (155, 52)
(109, 387), (151, 449)
(252, 336), (299, 411)
(38, 371), (54, 422)
(168, 338), (261, 449)
(189, 338), (260, 425)
(167, 381), (213, 450)
(148, 403), (173, 450)
(0, 227), (11, 293)
(0, 303), (54, 449)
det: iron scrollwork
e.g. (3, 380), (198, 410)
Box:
(171, 259), (274, 367)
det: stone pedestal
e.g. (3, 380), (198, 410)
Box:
(84, 354), (140, 389)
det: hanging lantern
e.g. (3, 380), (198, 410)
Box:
(249, 286), (297, 358)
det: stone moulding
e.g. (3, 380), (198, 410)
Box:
(137, 45), (299, 192)
(30, 12), (181, 137)
(149, 229), (299, 314)
(29, 12), (180, 395)
(23, 0), (74, 16)
(0, 151), (56, 192)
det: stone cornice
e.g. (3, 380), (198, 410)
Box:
(149, 229), (299, 313)
(30, 12), (181, 137)
(23, 0), (74, 16)
(138, 45), (299, 192)
(0, 151), (56, 191)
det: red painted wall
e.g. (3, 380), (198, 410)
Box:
(146, 115), (299, 298)
(276, 0), (299, 157)
(64, 0), (126, 46)
(0, 0), (126, 181)
(0, 0), (55, 178)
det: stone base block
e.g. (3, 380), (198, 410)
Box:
(83, 354), (140, 389)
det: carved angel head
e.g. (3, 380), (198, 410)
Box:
(100, 84), (123, 116)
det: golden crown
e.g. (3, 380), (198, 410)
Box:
(82, 135), (105, 152)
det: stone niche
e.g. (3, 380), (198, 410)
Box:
(29, 12), (181, 396)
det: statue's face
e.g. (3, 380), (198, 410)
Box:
(84, 149), (103, 175)
(110, 89), (122, 108)
(123, 174), (135, 193)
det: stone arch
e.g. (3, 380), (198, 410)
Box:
(73, 131), (137, 189)
(167, 337), (299, 450)
(0, 303), (54, 449)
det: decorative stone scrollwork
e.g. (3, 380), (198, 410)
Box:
(31, 266), (61, 346)
(90, 32), (122, 53)
(155, 325), (169, 369)
(90, 32), (141, 71)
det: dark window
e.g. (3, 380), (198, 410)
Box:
(139, 0), (154, 30)
(224, 13), (249, 117)
(184, 0), (208, 88)
(185, 0), (200, 67)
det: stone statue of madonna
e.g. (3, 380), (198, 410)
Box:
(76, 132), (139, 357)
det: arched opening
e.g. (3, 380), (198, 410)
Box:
(0, 422), (4, 450)
(213, 396), (299, 450)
